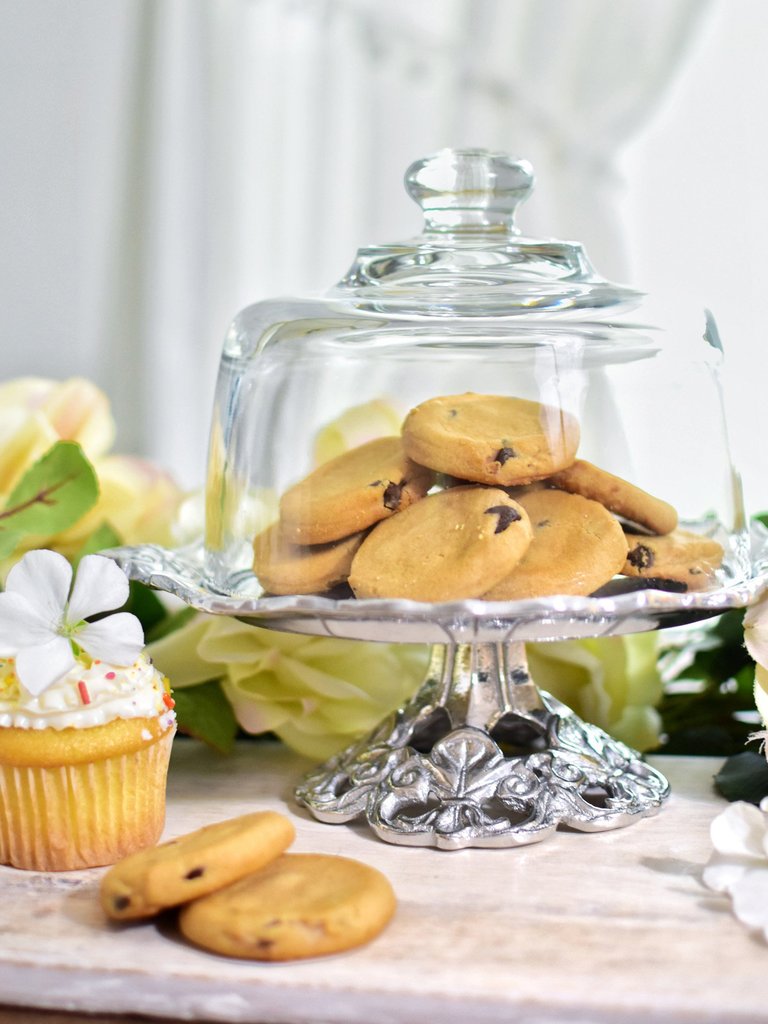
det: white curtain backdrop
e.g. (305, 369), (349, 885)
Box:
(1, 0), (715, 490)
(97, 0), (711, 488)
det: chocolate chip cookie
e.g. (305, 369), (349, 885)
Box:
(483, 488), (629, 600)
(279, 436), (434, 545)
(100, 812), (295, 920)
(401, 393), (580, 486)
(348, 485), (533, 601)
(253, 522), (364, 594)
(178, 853), (396, 961)
(621, 529), (724, 590)
(549, 459), (678, 535)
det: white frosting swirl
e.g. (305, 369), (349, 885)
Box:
(0, 653), (175, 731)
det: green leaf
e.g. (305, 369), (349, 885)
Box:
(0, 441), (98, 557)
(145, 604), (198, 644)
(72, 522), (122, 566)
(123, 580), (168, 634)
(714, 751), (768, 804)
(173, 680), (238, 754)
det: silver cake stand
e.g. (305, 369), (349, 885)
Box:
(112, 541), (768, 850)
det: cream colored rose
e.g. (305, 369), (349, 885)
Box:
(148, 615), (429, 760)
(312, 399), (404, 466)
(744, 593), (768, 737)
(0, 377), (115, 499)
(51, 455), (184, 555)
(0, 377), (183, 565)
(526, 633), (663, 752)
(754, 662), (768, 729)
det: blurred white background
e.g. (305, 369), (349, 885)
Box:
(0, 0), (765, 512)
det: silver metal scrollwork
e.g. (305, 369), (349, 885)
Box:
(296, 642), (670, 849)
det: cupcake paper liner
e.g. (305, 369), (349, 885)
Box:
(0, 727), (175, 872)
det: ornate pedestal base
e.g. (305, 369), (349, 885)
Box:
(295, 642), (669, 849)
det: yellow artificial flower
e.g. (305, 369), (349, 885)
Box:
(0, 377), (115, 497)
(49, 455), (183, 555)
(148, 614), (429, 760)
(0, 377), (184, 566)
(745, 592), (768, 670)
(312, 399), (404, 466)
(744, 592), (768, 740)
(755, 663), (768, 726)
(526, 633), (663, 752)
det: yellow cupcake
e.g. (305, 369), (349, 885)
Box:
(0, 654), (176, 871)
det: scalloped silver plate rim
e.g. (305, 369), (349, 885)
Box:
(108, 542), (768, 644)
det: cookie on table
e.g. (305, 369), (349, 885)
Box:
(621, 529), (724, 591)
(100, 812), (295, 921)
(549, 459), (678, 535)
(348, 485), (533, 601)
(253, 522), (365, 595)
(401, 393), (580, 486)
(279, 436), (434, 545)
(483, 489), (629, 600)
(179, 853), (396, 961)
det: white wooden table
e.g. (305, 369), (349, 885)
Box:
(0, 742), (765, 1024)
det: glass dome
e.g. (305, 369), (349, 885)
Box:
(203, 148), (749, 611)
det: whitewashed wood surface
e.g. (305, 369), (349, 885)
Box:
(0, 742), (765, 1024)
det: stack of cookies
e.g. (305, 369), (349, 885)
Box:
(101, 811), (396, 960)
(253, 393), (724, 602)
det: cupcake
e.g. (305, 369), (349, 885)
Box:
(0, 550), (176, 871)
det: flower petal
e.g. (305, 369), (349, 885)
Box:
(702, 856), (751, 894)
(222, 680), (292, 733)
(4, 549), (71, 627)
(0, 591), (57, 653)
(730, 867), (768, 936)
(745, 594), (768, 668)
(147, 615), (222, 687)
(710, 801), (768, 858)
(76, 613), (144, 666)
(755, 664), (768, 727)
(15, 636), (76, 695)
(67, 555), (130, 622)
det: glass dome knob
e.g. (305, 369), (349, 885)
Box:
(405, 148), (534, 234)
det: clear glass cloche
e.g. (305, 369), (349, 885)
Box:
(203, 148), (750, 612)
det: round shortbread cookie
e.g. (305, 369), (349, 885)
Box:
(401, 393), (580, 486)
(482, 489), (629, 600)
(100, 812), (295, 921)
(253, 522), (364, 595)
(549, 459), (678, 535)
(348, 485), (532, 601)
(621, 529), (724, 591)
(178, 853), (396, 961)
(279, 436), (434, 545)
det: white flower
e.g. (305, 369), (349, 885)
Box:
(703, 799), (768, 940)
(0, 549), (144, 696)
(744, 591), (768, 669)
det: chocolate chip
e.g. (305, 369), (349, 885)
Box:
(495, 447), (517, 465)
(448, 409), (457, 417)
(185, 866), (205, 880)
(383, 480), (404, 510)
(485, 505), (522, 533)
(536, 518), (551, 528)
(114, 896), (131, 911)
(627, 544), (654, 570)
